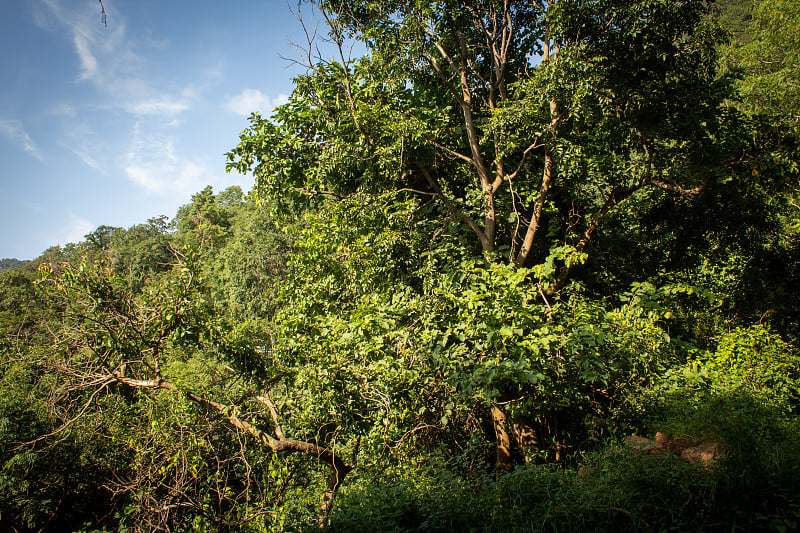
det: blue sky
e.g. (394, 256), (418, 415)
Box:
(0, 0), (317, 259)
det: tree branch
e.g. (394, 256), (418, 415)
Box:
(412, 161), (492, 251)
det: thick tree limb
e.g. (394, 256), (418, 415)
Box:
(513, 148), (555, 267)
(430, 140), (474, 165)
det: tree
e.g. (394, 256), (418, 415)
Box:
(0, 258), (29, 274)
(8, 2), (797, 529)
(212, 193), (292, 321)
(722, 0), (800, 126)
(712, 0), (754, 42)
(171, 186), (242, 257)
(227, 0), (735, 475)
(33, 254), (354, 527)
(84, 225), (121, 254)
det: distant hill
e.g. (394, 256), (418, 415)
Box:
(0, 258), (30, 273)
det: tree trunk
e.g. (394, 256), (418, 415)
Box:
(491, 403), (514, 478)
(514, 148), (555, 267)
(318, 464), (352, 528)
(512, 413), (540, 464)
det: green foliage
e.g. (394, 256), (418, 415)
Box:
(660, 325), (800, 416)
(0, 355), (132, 532)
(328, 460), (495, 533)
(424, 263), (676, 451)
(0, 268), (54, 349)
(108, 390), (278, 533)
(211, 193), (292, 321)
(499, 454), (721, 532)
(328, 432), (800, 533)
(645, 325), (800, 526)
(503, 438), (799, 533)
(329, 440), (800, 532)
(708, 326), (800, 409)
(0, 257), (30, 273)
(713, 0), (754, 41)
(106, 216), (173, 290)
(172, 185), (243, 261)
(722, 0), (800, 126)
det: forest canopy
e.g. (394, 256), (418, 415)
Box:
(2, 0), (799, 531)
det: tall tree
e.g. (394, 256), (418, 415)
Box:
(227, 0), (734, 474)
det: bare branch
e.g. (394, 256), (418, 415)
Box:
(320, 7), (375, 147)
(422, 51), (463, 103)
(430, 140), (474, 164)
(255, 394), (285, 440)
(645, 177), (705, 197)
(506, 138), (546, 183)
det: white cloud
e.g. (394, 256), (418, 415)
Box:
(224, 89), (289, 117)
(58, 211), (94, 245)
(59, 141), (103, 172)
(36, 0), (196, 119)
(0, 119), (44, 160)
(123, 125), (223, 195)
(125, 164), (166, 193)
(73, 31), (98, 81)
(49, 102), (77, 117)
(125, 97), (191, 116)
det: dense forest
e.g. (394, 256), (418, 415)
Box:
(0, 259), (29, 275)
(1, 0), (799, 531)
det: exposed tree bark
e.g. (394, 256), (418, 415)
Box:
(513, 12), (559, 268)
(413, 161), (493, 251)
(512, 412), (540, 464)
(514, 148), (556, 267)
(490, 402), (514, 478)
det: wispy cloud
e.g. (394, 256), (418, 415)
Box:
(59, 141), (103, 172)
(35, 0), (196, 118)
(73, 31), (98, 80)
(124, 97), (191, 116)
(0, 119), (44, 160)
(224, 89), (289, 117)
(33, 0), (212, 189)
(57, 211), (94, 245)
(57, 122), (107, 172)
(123, 124), (223, 195)
(48, 102), (78, 117)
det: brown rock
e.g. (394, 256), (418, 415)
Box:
(665, 438), (700, 454)
(625, 433), (722, 466)
(642, 446), (667, 456)
(625, 435), (652, 449)
(681, 442), (722, 466)
(625, 435), (665, 455)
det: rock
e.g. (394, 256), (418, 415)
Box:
(625, 435), (665, 455)
(681, 442), (722, 466)
(625, 435), (653, 448)
(665, 438), (700, 454)
(624, 433), (722, 466)
(655, 432), (672, 445)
